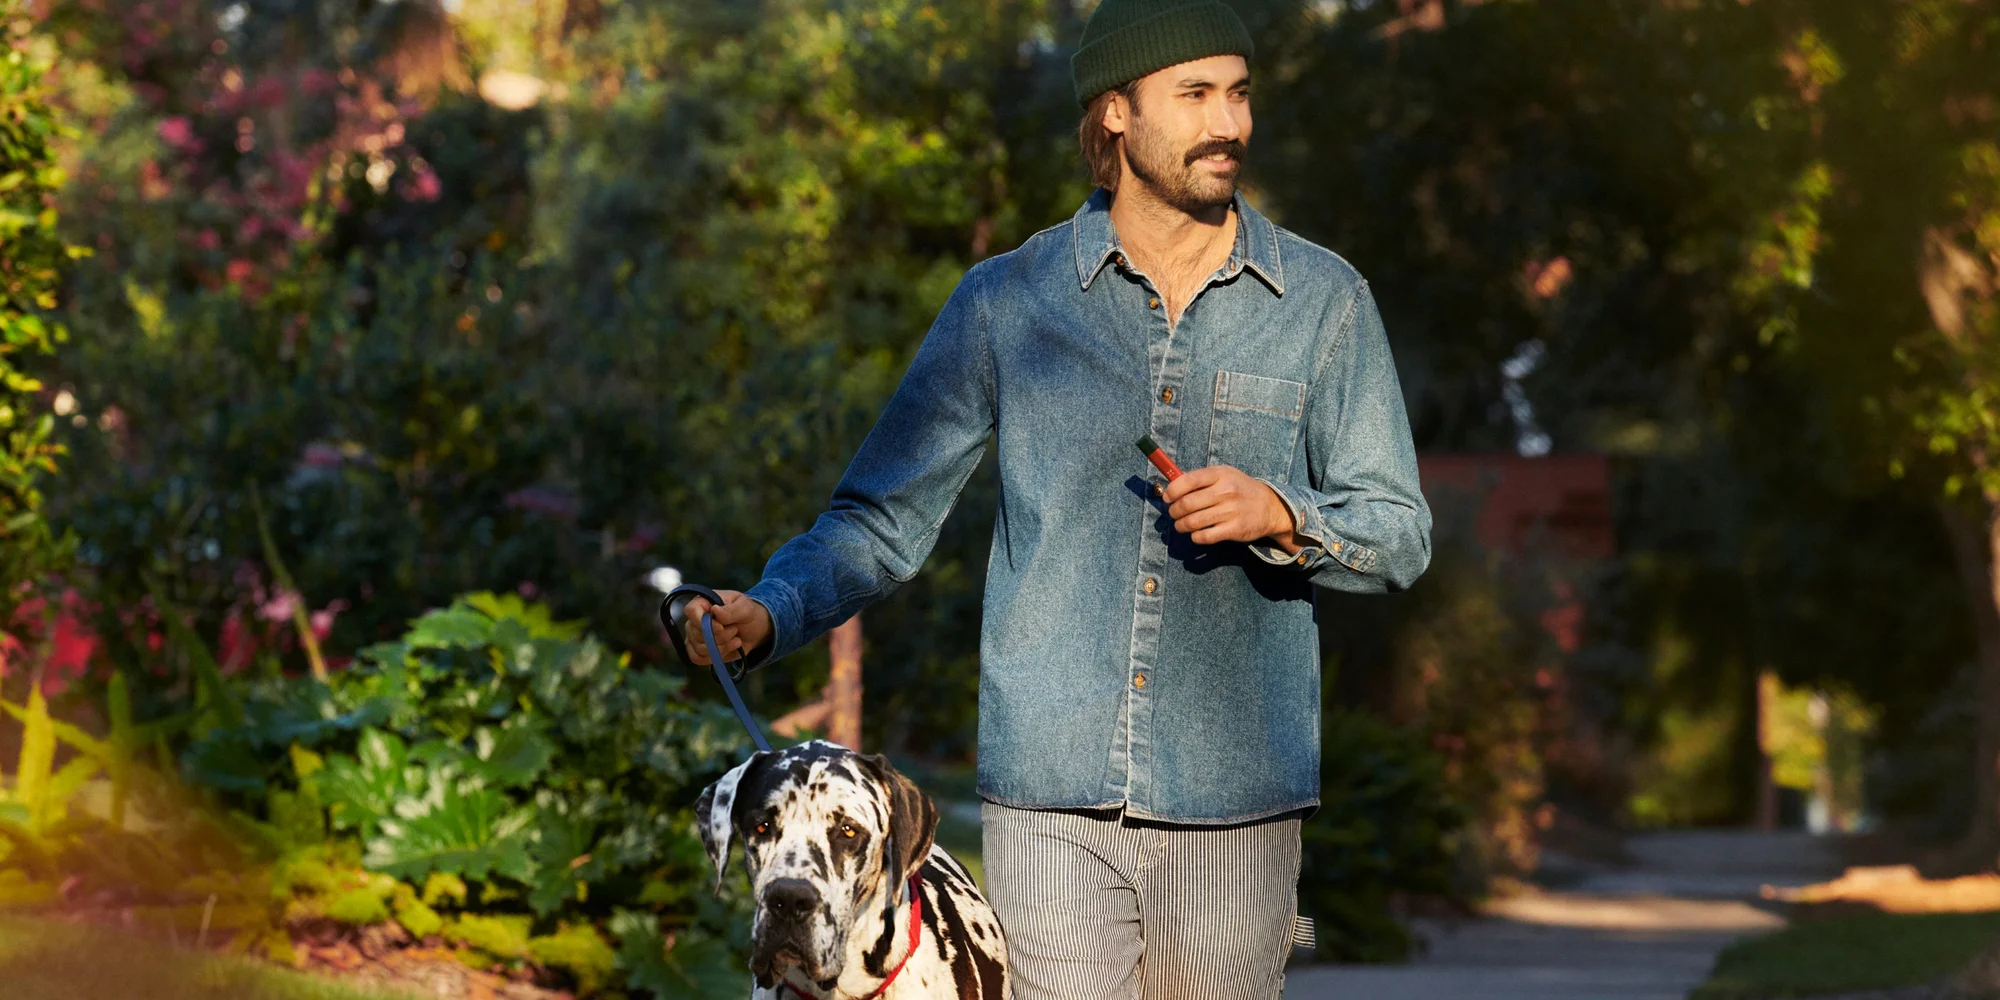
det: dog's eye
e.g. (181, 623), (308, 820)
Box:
(754, 823), (769, 837)
(840, 824), (858, 839)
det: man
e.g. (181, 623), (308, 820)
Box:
(683, 0), (1432, 995)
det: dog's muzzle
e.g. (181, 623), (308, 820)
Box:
(753, 878), (830, 985)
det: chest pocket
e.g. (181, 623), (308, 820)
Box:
(1206, 370), (1307, 485)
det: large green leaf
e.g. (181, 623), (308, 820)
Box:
(316, 728), (411, 838)
(364, 782), (535, 883)
(403, 604), (499, 650)
(526, 810), (598, 917)
(462, 592), (585, 640)
(472, 725), (554, 788)
(11, 686), (54, 829)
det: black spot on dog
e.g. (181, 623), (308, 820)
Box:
(927, 877), (984, 997)
(861, 889), (897, 978)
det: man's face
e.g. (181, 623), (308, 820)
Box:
(1110, 54), (1252, 214)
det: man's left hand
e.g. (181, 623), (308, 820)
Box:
(1160, 465), (1299, 548)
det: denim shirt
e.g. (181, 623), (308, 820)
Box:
(746, 190), (1431, 824)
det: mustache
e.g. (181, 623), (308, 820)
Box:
(1185, 139), (1247, 166)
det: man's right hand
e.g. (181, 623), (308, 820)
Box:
(680, 589), (773, 666)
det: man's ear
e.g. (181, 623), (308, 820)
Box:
(1103, 88), (1131, 136)
(693, 750), (775, 895)
(857, 754), (938, 905)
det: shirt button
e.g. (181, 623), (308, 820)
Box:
(1147, 296), (1160, 310)
(1294, 552), (1308, 566)
(1331, 540), (1343, 552)
(1160, 386), (1175, 404)
(1133, 673), (1148, 690)
(1142, 576), (1157, 595)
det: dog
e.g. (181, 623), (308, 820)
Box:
(696, 739), (1011, 999)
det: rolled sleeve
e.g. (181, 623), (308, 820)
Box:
(1259, 281), (1431, 592)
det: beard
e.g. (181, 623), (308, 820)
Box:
(1122, 117), (1246, 215)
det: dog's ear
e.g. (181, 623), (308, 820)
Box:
(857, 754), (938, 905)
(693, 750), (776, 895)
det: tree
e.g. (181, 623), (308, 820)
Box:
(1751, 0), (2000, 867)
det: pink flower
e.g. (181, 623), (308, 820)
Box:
(158, 116), (196, 150)
(309, 600), (348, 641)
(225, 258), (254, 286)
(258, 588), (300, 623)
(403, 165), (442, 203)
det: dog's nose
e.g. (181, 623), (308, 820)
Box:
(764, 878), (822, 923)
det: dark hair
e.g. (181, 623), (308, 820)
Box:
(1078, 81), (1140, 192)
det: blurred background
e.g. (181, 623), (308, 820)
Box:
(0, 0), (1997, 998)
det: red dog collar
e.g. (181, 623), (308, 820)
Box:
(782, 877), (922, 1000)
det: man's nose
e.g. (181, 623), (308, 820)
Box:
(764, 878), (822, 923)
(1206, 98), (1245, 141)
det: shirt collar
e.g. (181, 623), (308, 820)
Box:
(1071, 187), (1287, 296)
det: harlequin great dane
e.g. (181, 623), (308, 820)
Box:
(696, 739), (1011, 999)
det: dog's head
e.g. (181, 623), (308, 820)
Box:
(694, 740), (939, 989)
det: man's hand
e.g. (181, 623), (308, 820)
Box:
(679, 590), (774, 666)
(1161, 465), (1301, 550)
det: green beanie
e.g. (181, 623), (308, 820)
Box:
(1071, 0), (1254, 107)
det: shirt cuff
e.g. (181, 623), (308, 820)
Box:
(1249, 479), (1381, 575)
(1249, 479), (1326, 568)
(741, 577), (803, 670)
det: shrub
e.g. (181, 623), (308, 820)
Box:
(180, 591), (761, 994)
(1298, 709), (1469, 963)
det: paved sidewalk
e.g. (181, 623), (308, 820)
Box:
(1285, 830), (1847, 1000)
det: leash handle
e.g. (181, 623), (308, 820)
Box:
(660, 584), (773, 753)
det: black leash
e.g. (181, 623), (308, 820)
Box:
(660, 583), (773, 752)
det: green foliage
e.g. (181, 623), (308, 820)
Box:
(322, 886), (391, 927)
(183, 593), (758, 992)
(0, 11), (81, 622)
(1298, 710), (1467, 963)
(611, 910), (743, 999)
(526, 924), (618, 996)
(444, 913), (531, 962)
(391, 890), (443, 940)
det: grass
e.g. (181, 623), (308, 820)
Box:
(0, 913), (415, 1000)
(1691, 910), (2000, 999)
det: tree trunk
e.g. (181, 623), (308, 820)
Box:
(1938, 498), (2000, 873)
(826, 615), (864, 752)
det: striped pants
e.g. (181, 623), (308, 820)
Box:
(981, 802), (1303, 1000)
